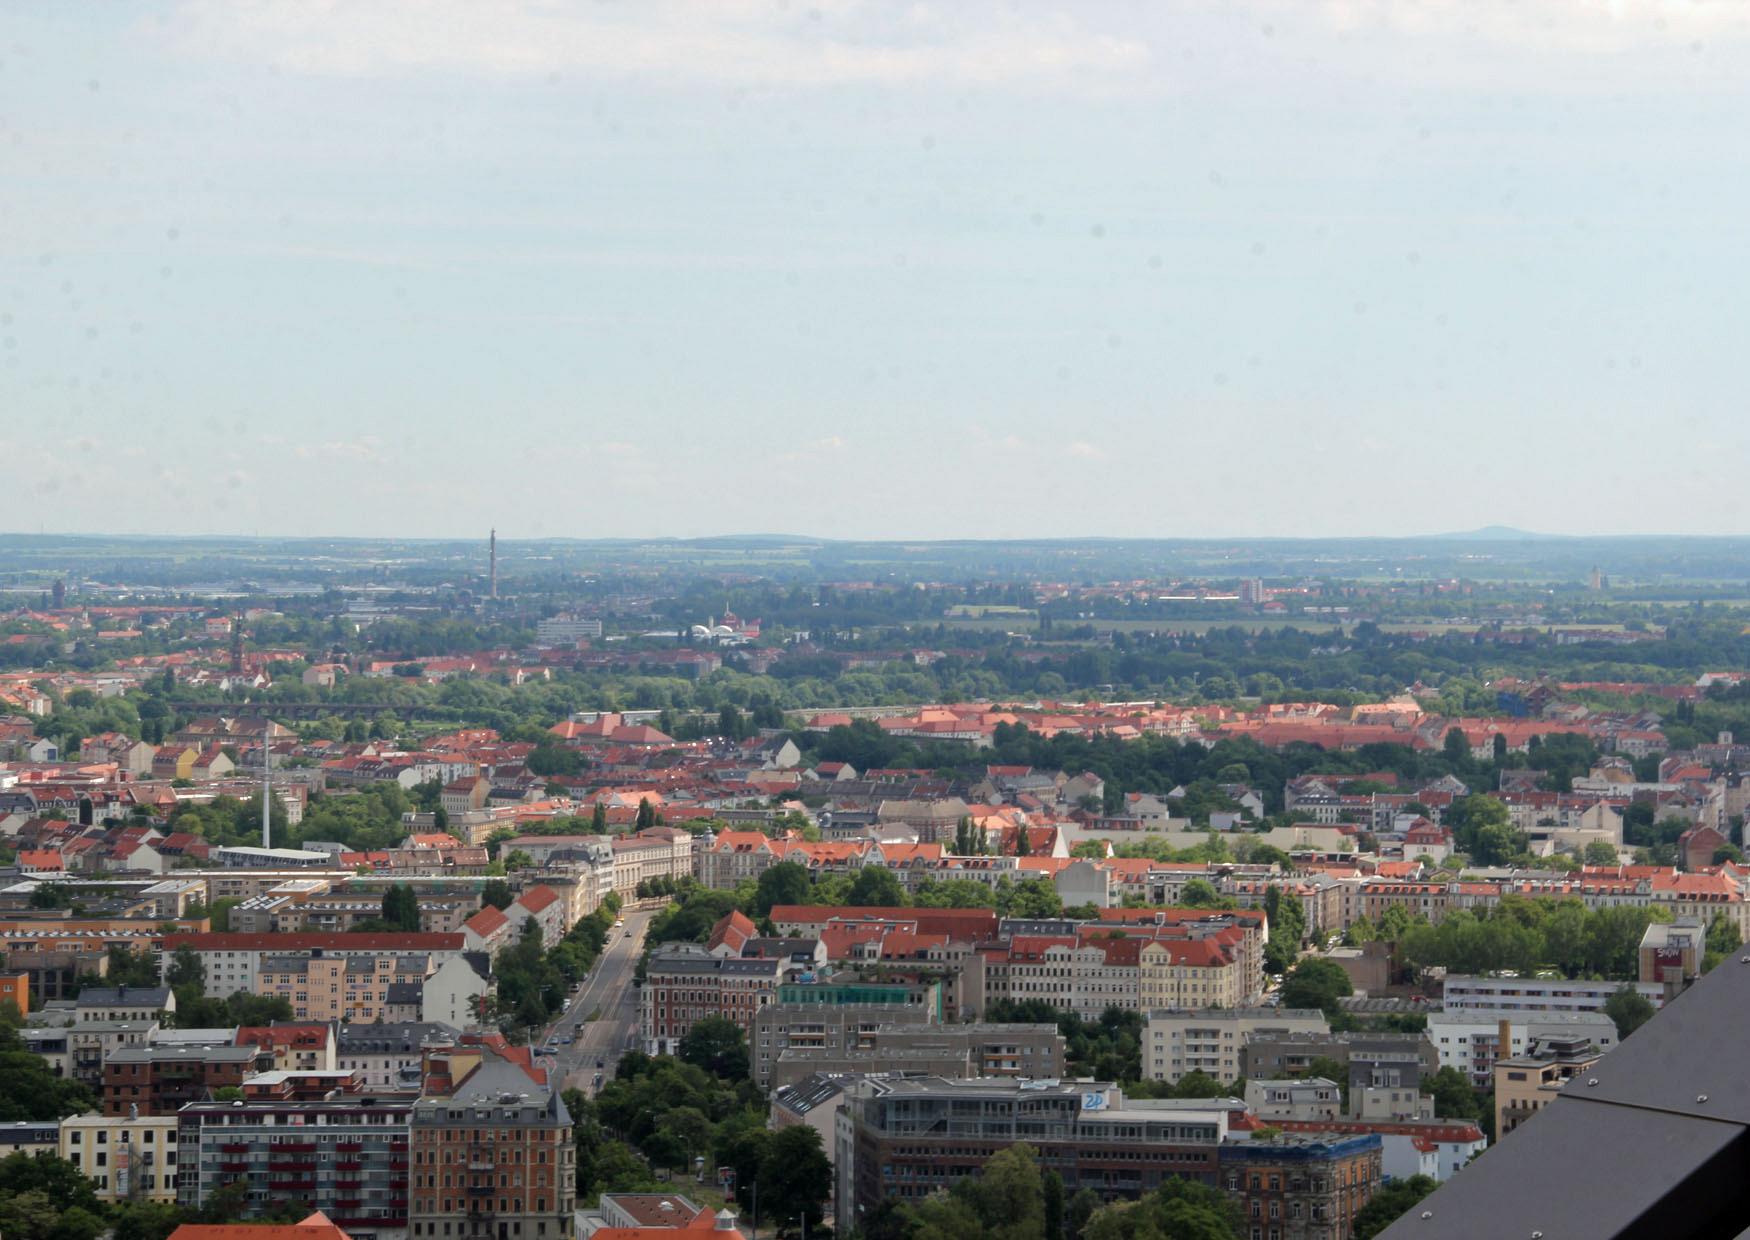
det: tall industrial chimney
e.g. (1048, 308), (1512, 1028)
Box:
(490, 528), (498, 599)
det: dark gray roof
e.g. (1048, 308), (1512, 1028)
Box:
(76, 985), (172, 1007)
(337, 1022), (459, 1054)
(1380, 957), (1750, 1240)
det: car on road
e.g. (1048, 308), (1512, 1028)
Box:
(592, 1073), (603, 1086)
(559, 1036), (573, 1044)
(596, 1059), (604, 1069)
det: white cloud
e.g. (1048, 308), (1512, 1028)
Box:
(165, 0), (1152, 91)
(1066, 440), (1104, 459)
(1302, 0), (1746, 53)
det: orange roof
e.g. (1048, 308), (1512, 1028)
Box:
(170, 1211), (350, 1240)
(466, 905), (510, 936)
(516, 885), (561, 914)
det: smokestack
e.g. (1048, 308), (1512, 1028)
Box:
(1498, 1017), (1513, 1064)
(490, 528), (498, 599)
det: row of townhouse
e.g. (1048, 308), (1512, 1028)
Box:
(767, 904), (1273, 1014)
(1355, 868), (1750, 936)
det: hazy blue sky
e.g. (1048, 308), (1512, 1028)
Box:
(7, 1), (1750, 540)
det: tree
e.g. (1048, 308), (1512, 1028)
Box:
(1179, 879), (1228, 909)
(1353, 1174), (1437, 1240)
(677, 1015), (749, 1081)
(29, 884), (71, 910)
(848, 866), (905, 907)
(635, 798), (658, 830)
(1471, 819), (1528, 866)
(1705, 911), (1742, 972)
(110, 1201), (191, 1240)
(754, 862), (811, 917)
(1279, 957), (1352, 1018)
(0, 1150), (103, 1214)
(961, 1142), (1047, 1240)
(1082, 1176), (1240, 1240)
(0, 1025), (98, 1120)
(756, 1124), (832, 1235)
(1582, 839), (1621, 867)
(480, 879), (514, 910)
(167, 945), (204, 991)
(1604, 985), (1656, 1040)
(1443, 727), (1471, 766)
(382, 883), (421, 932)
(1424, 1067), (1481, 1121)
(591, 802), (609, 832)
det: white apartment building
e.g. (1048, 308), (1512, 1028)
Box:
(1143, 1008), (1329, 1084)
(1425, 1009), (1618, 1085)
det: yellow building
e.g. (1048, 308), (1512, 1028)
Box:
(1494, 1035), (1606, 1138)
(256, 951), (430, 1022)
(1139, 938), (1245, 1010)
(59, 1111), (179, 1202)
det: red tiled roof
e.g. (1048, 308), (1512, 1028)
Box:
(466, 906), (510, 936)
(515, 885), (560, 914)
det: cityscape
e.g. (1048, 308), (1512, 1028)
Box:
(0, 531), (1744, 1238)
(10, 2), (1750, 1238)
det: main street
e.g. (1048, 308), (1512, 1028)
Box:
(542, 906), (653, 1096)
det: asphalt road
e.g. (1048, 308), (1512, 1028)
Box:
(542, 906), (652, 1096)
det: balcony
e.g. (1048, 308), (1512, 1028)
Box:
(467, 1160), (494, 1171)
(467, 1184), (493, 1195)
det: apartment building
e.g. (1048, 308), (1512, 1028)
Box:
(1221, 1133), (1383, 1240)
(176, 1079), (413, 1238)
(231, 893), (475, 935)
(993, 936), (1142, 1019)
(1139, 937), (1246, 1010)
(408, 1049), (575, 1240)
(61, 1111), (180, 1203)
(75, 984), (175, 1024)
(234, 1024), (337, 1073)
(257, 952), (434, 1023)
(69, 1019), (158, 1088)
(696, 831), (785, 890)
(337, 1022), (463, 1090)
(1243, 1078), (1343, 1124)
(1240, 1033), (1438, 1086)
(1425, 1010), (1618, 1085)
(103, 1044), (261, 1116)
(609, 827), (695, 895)
(1144, 1009), (1331, 1084)
(639, 947), (785, 1055)
(160, 932), (465, 996)
(1441, 973), (1664, 1017)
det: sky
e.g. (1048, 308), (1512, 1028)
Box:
(7, 0), (1750, 541)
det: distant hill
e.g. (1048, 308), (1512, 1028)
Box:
(1426, 525), (1565, 541)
